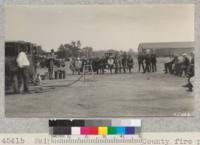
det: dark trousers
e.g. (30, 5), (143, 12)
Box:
(138, 62), (145, 72)
(128, 66), (132, 73)
(99, 65), (105, 74)
(11, 71), (19, 93)
(55, 70), (66, 79)
(61, 71), (66, 79)
(115, 65), (119, 74)
(59, 71), (65, 79)
(165, 62), (171, 73)
(151, 63), (157, 72)
(144, 63), (150, 73)
(122, 65), (126, 73)
(19, 67), (29, 92)
(109, 65), (113, 74)
(48, 67), (54, 79)
(180, 65), (188, 77)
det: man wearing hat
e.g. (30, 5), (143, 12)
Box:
(180, 53), (190, 77)
(16, 46), (30, 93)
(107, 56), (114, 74)
(75, 57), (82, 75)
(183, 52), (194, 92)
(47, 49), (55, 80)
(137, 52), (145, 73)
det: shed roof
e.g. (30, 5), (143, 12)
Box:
(138, 41), (194, 49)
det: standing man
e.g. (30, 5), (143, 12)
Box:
(180, 53), (190, 77)
(137, 52), (145, 73)
(183, 52), (194, 92)
(122, 52), (127, 73)
(69, 57), (76, 75)
(47, 49), (55, 80)
(60, 59), (66, 79)
(75, 57), (82, 75)
(107, 56), (114, 74)
(114, 55), (120, 74)
(118, 56), (122, 74)
(144, 53), (151, 73)
(127, 55), (134, 73)
(151, 53), (157, 72)
(16, 46), (30, 93)
(33, 47), (38, 77)
(99, 57), (105, 74)
(164, 55), (176, 74)
(93, 57), (100, 74)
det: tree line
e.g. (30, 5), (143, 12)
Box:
(56, 40), (137, 60)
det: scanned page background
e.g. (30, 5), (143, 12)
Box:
(0, 0), (199, 132)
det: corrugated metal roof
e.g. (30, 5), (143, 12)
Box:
(138, 41), (194, 49)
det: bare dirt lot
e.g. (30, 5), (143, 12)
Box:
(5, 59), (194, 117)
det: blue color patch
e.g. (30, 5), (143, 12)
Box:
(125, 127), (135, 134)
(116, 127), (125, 135)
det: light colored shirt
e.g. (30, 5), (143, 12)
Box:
(75, 60), (82, 69)
(108, 58), (114, 65)
(16, 52), (30, 68)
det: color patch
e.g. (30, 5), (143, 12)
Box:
(130, 120), (142, 127)
(98, 127), (107, 135)
(72, 120), (85, 126)
(116, 127), (125, 135)
(88, 127), (98, 135)
(81, 127), (89, 135)
(111, 119), (122, 126)
(85, 120), (111, 126)
(53, 127), (71, 135)
(49, 120), (72, 127)
(125, 127), (135, 134)
(71, 127), (80, 135)
(107, 127), (117, 135)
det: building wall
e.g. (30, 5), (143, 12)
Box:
(155, 47), (194, 57)
(138, 47), (194, 57)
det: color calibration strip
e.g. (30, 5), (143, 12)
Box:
(49, 119), (141, 135)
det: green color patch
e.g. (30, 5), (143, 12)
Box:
(108, 127), (117, 135)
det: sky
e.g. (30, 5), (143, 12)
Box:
(5, 5), (194, 52)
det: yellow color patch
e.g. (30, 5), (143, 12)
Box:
(98, 127), (107, 135)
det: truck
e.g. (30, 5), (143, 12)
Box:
(5, 41), (39, 93)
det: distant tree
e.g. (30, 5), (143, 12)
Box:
(56, 44), (66, 59)
(56, 40), (82, 59)
(71, 40), (81, 57)
(82, 46), (93, 58)
(64, 43), (73, 57)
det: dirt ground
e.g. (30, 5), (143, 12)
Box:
(5, 58), (194, 117)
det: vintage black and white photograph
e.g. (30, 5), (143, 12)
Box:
(5, 5), (194, 117)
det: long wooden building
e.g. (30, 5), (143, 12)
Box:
(138, 41), (194, 57)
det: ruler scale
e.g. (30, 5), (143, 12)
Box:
(50, 136), (142, 144)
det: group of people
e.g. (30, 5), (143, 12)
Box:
(137, 52), (157, 73)
(164, 53), (195, 91)
(69, 53), (135, 75)
(164, 53), (194, 77)
(6, 46), (195, 94)
(45, 49), (66, 80)
(69, 52), (158, 75)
